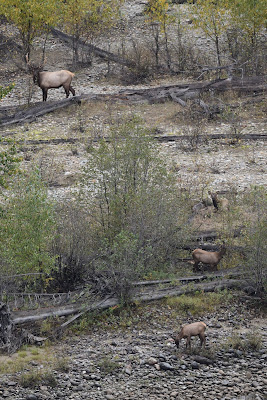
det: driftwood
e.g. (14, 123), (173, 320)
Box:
(1, 132), (266, 145)
(0, 76), (266, 127)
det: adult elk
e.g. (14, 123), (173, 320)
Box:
(192, 243), (226, 272)
(26, 55), (75, 101)
(174, 322), (207, 349)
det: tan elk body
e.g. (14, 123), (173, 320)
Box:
(192, 244), (226, 272)
(174, 321), (207, 349)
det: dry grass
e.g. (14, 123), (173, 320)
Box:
(0, 345), (67, 375)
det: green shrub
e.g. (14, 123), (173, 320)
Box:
(75, 115), (191, 302)
(54, 357), (70, 372)
(246, 331), (262, 351)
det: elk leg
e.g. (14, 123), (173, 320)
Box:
(64, 87), (70, 98)
(199, 333), (206, 347)
(186, 336), (191, 349)
(42, 88), (48, 101)
(193, 261), (200, 272)
(69, 86), (75, 96)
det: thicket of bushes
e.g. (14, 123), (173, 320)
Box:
(0, 117), (191, 298)
(0, 116), (266, 300)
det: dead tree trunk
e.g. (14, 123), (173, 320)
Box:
(0, 302), (14, 354)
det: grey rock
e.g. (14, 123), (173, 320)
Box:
(147, 357), (158, 365)
(26, 395), (38, 400)
(191, 361), (200, 369)
(159, 362), (175, 371)
(194, 355), (214, 365)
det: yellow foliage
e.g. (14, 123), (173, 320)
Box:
(61, 0), (122, 38)
(0, 0), (58, 40)
(145, 0), (175, 31)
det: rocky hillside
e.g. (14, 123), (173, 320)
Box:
(0, 1), (266, 399)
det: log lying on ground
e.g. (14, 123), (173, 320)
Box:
(0, 77), (266, 127)
(12, 278), (244, 326)
(0, 303), (44, 353)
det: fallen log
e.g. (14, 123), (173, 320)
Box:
(0, 77), (266, 127)
(11, 278), (244, 326)
(1, 132), (266, 144)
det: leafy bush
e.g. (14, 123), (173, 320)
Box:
(0, 168), (56, 285)
(57, 115), (191, 298)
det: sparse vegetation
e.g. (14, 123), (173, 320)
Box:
(54, 356), (70, 372)
(0, 345), (57, 374)
(19, 369), (57, 388)
(224, 330), (262, 352)
(0, 0), (266, 377)
(98, 356), (121, 374)
(165, 290), (233, 316)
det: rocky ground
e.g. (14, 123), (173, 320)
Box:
(0, 298), (266, 400)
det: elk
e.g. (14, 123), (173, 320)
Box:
(192, 243), (226, 272)
(208, 191), (229, 212)
(174, 321), (207, 349)
(26, 55), (75, 101)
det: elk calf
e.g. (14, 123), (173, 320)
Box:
(174, 321), (207, 349)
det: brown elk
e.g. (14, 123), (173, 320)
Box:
(192, 243), (226, 272)
(26, 55), (75, 101)
(174, 321), (207, 349)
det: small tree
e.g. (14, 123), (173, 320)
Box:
(0, 0), (59, 60)
(0, 139), (21, 190)
(61, 0), (122, 65)
(0, 168), (56, 282)
(145, 0), (175, 69)
(78, 115), (191, 302)
(227, 0), (267, 74)
(241, 186), (267, 295)
(190, 0), (229, 67)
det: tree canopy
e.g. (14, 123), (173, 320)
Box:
(0, 0), (59, 58)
